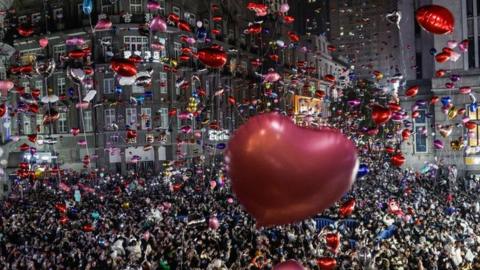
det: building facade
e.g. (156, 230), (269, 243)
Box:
(400, 0), (480, 178)
(0, 0), (347, 192)
(328, 0), (400, 78)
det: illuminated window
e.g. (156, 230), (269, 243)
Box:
(468, 107), (480, 146)
(124, 36), (148, 52)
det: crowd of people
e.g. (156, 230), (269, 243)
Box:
(0, 151), (479, 270)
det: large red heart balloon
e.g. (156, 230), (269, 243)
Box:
(226, 113), (358, 227)
(317, 257), (337, 270)
(111, 59), (137, 77)
(325, 233), (340, 253)
(416, 5), (454, 35)
(273, 260), (305, 270)
(197, 46), (227, 68)
(371, 104), (391, 125)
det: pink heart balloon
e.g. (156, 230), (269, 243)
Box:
(226, 113), (358, 227)
(274, 260), (305, 270)
(149, 16), (167, 32)
(39, 37), (49, 48)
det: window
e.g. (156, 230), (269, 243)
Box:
(172, 6), (180, 16)
(467, 0), (474, 17)
(36, 115), (44, 134)
(83, 111), (93, 132)
(35, 80), (44, 97)
(57, 77), (66, 95)
(58, 112), (68, 133)
(101, 36), (113, 57)
(130, 0), (143, 14)
(159, 72), (167, 93)
(53, 8), (63, 20)
(31, 13), (42, 24)
(141, 107), (151, 130)
(184, 12), (196, 26)
(23, 115), (31, 135)
(132, 84), (144, 94)
(18, 16), (27, 25)
(101, 0), (114, 14)
(104, 108), (116, 128)
(159, 0), (166, 15)
(414, 110), (427, 153)
(160, 108), (169, 129)
(126, 108), (137, 128)
(124, 36), (148, 52)
(77, 3), (87, 18)
(53, 44), (66, 62)
(174, 42), (182, 58)
(103, 78), (115, 94)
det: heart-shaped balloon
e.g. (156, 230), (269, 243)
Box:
(39, 37), (49, 48)
(325, 233), (340, 253)
(149, 15), (167, 32)
(28, 134), (37, 143)
(405, 85), (419, 97)
(391, 153), (405, 167)
(439, 126), (453, 138)
(71, 128), (80, 136)
(339, 198), (356, 217)
(371, 104), (391, 125)
(357, 164), (369, 178)
(416, 5), (454, 35)
(0, 103), (6, 118)
(435, 52), (450, 63)
(317, 257), (337, 270)
(197, 46), (227, 68)
(226, 113), (358, 227)
(274, 260), (305, 270)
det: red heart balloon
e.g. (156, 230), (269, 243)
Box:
(371, 104), (391, 125)
(197, 46), (227, 68)
(28, 134), (37, 143)
(111, 59), (137, 77)
(71, 128), (80, 136)
(401, 129), (411, 141)
(126, 129), (137, 139)
(273, 260), (305, 270)
(391, 153), (405, 167)
(405, 85), (419, 97)
(177, 20), (191, 32)
(317, 257), (337, 270)
(288, 31), (300, 42)
(20, 143), (30, 152)
(435, 69), (446, 77)
(0, 103), (6, 118)
(465, 121), (477, 130)
(226, 113), (358, 227)
(435, 52), (450, 63)
(339, 198), (356, 218)
(325, 233), (340, 253)
(17, 25), (34, 37)
(416, 5), (454, 35)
